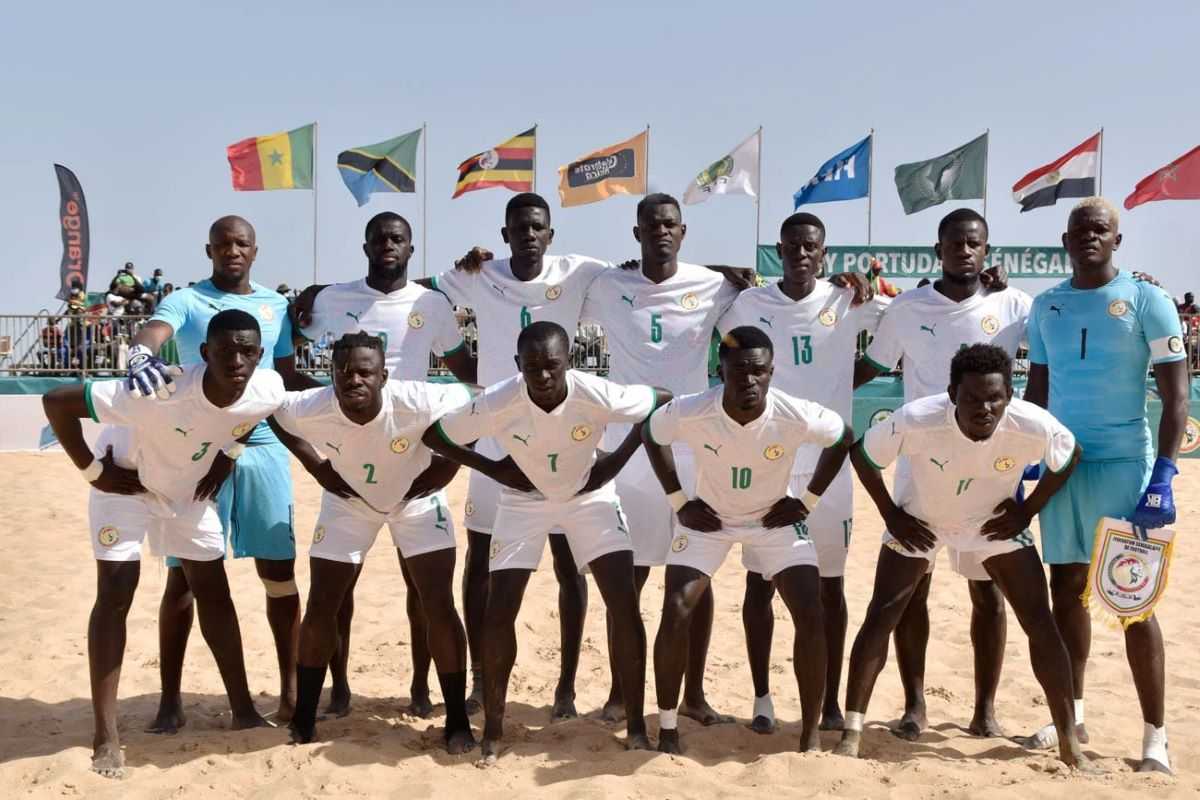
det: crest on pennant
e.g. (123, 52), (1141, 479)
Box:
(1082, 516), (1175, 627)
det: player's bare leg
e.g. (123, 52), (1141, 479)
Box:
(1021, 564), (1091, 750)
(549, 534), (586, 721)
(654, 565), (711, 755)
(1126, 615), (1170, 773)
(820, 575), (848, 730)
(680, 583), (733, 726)
(462, 529), (490, 713)
(590, 551), (651, 751)
(399, 553), (434, 717)
(290, 557), (358, 743)
(476, 568), (533, 768)
(890, 571), (931, 741)
(776, 565), (826, 751)
(146, 565), (191, 734)
(256, 557), (299, 722)
(967, 578), (1006, 737)
(602, 565), (650, 723)
(743, 571), (777, 733)
(324, 563), (362, 718)
(90, 561), (139, 778)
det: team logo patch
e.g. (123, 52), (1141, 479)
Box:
(1108, 299), (1129, 318)
(1180, 417), (1200, 455)
(671, 535), (689, 553)
(680, 292), (700, 310)
(763, 444), (786, 461)
(1168, 335), (1184, 354)
(390, 437), (410, 454)
(1108, 552), (1151, 594)
(97, 526), (119, 547)
(478, 149), (500, 170)
(313, 525), (326, 544)
(818, 307), (837, 327)
(994, 456), (1016, 472)
(489, 541), (500, 560)
(545, 285), (563, 301)
(869, 408), (894, 427)
(231, 421), (255, 438)
(571, 424), (592, 442)
(464, 500), (475, 517)
(981, 315), (1000, 335)
(259, 304), (275, 322)
(408, 311), (424, 329)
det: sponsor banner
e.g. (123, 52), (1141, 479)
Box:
(54, 164), (89, 300)
(756, 244), (1071, 279)
(1083, 516), (1175, 627)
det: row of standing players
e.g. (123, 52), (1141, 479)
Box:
(42, 191), (1185, 777)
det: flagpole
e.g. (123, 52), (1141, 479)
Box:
(311, 121), (319, 284)
(531, 123), (538, 193)
(1097, 126), (1105, 197)
(754, 126), (763, 262)
(981, 128), (990, 218)
(644, 124), (651, 195)
(867, 128), (875, 247)
(421, 121), (428, 279)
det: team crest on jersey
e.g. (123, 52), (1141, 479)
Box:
(408, 312), (424, 329)
(1168, 335), (1184, 354)
(259, 304), (276, 322)
(1181, 417), (1200, 455)
(981, 315), (1000, 335)
(763, 444), (786, 461)
(671, 535), (689, 553)
(818, 308), (837, 327)
(545, 285), (563, 301)
(1108, 299), (1129, 318)
(465, 500), (475, 517)
(489, 541), (501, 560)
(571, 424), (592, 442)
(313, 525), (326, 544)
(390, 437), (410, 454)
(680, 292), (700, 310)
(231, 421), (255, 437)
(97, 526), (119, 547)
(869, 408), (894, 427)
(993, 456), (1016, 472)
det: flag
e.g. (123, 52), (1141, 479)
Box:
(793, 135), (871, 208)
(894, 133), (988, 215)
(557, 130), (648, 207)
(53, 164), (88, 300)
(683, 129), (760, 205)
(1011, 133), (1099, 212)
(1124, 145), (1200, 210)
(226, 124), (314, 191)
(453, 127), (535, 198)
(337, 129), (421, 206)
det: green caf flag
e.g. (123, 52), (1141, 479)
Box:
(338, 129), (422, 206)
(893, 133), (988, 215)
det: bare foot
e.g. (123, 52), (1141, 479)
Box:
(289, 721), (317, 745)
(475, 737), (500, 769)
(833, 730), (861, 757)
(145, 698), (187, 734)
(275, 698), (295, 725)
(600, 694), (626, 723)
(1069, 752), (1104, 775)
(551, 690), (578, 721)
(465, 677), (484, 715)
(750, 715), (776, 735)
(968, 712), (1005, 738)
(820, 706), (845, 731)
(1136, 757), (1171, 775)
(445, 725), (477, 755)
(798, 729), (822, 753)
(627, 730), (652, 751)
(231, 709), (273, 730)
(1016, 722), (1089, 750)
(889, 707), (927, 741)
(405, 693), (435, 719)
(321, 684), (352, 719)
(680, 699), (734, 726)
(657, 729), (683, 754)
(91, 742), (126, 779)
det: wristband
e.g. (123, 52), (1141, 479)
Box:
(81, 458), (103, 483)
(801, 490), (822, 512)
(224, 443), (246, 460)
(666, 490), (688, 512)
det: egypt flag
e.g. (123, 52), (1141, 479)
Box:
(1011, 133), (1099, 212)
(453, 127), (535, 198)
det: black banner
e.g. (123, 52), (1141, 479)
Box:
(566, 148), (637, 188)
(54, 164), (88, 301)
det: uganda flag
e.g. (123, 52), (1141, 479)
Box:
(338, 128), (421, 206)
(226, 124), (314, 191)
(453, 127), (535, 198)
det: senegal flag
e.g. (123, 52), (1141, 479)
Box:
(337, 128), (421, 206)
(453, 127), (535, 198)
(226, 124), (315, 191)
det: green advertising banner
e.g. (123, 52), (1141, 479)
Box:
(756, 244), (1071, 280)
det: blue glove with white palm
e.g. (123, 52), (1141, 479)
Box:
(1132, 456), (1178, 530)
(126, 344), (182, 399)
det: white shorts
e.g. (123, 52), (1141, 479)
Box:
(668, 521), (819, 581)
(882, 526), (1034, 578)
(88, 489), (225, 562)
(612, 444), (696, 567)
(464, 437), (564, 537)
(490, 484), (632, 573)
(309, 490), (456, 564)
(744, 463), (853, 579)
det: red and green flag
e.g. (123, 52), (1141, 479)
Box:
(226, 124), (315, 191)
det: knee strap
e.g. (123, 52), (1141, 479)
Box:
(262, 577), (299, 598)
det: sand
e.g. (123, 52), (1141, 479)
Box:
(0, 452), (1194, 798)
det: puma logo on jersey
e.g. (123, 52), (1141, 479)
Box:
(703, 443), (723, 456)
(920, 324), (937, 337)
(1049, 304), (1064, 316)
(621, 294), (636, 307)
(325, 442), (343, 455)
(758, 316), (774, 328)
(512, 433), (531, 446)
(345, 311), (362, 323)
(435, 522), (449, 532)
(490, 282), (507, 297)
(929, 457), (949, 471)
(174, 427), (192, 437)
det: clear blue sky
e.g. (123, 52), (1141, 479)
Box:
(3, 0), (1198, 314)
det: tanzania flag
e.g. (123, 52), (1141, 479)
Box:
(338, 129), (421, 206)
(453, 127), (535, 198)
(226, 124), (314, 191)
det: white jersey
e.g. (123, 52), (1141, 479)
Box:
(865, 285), (1032, 403)
(272, 380), (472, 515)
(431, 254), (609, 385)
(85, 364), (284, 511)
(436, 369), (656, 502)
(648, 386), (845, 527)
(304, 278), (464, 380)
(861, 394), (1075, 533)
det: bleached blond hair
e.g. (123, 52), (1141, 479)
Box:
(1069, 196), (1120, 230)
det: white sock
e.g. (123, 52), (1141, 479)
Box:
(1074, 699), (1085, 725)
(752, 693), (775, 722)
(659, 708), (678, 730)
(1143, 723), (1170, 769)
(844, 711), (864, 732)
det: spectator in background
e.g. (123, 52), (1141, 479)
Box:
(1177, 292), (1198, 314)
(113, 263), (139, 294)
(162, 282), (175, 298)
(142, 268), (166, 303)
(867, 256), (901, 297)
(105, 277), (130, 316)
